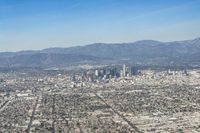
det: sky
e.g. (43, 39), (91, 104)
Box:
(0, 0), (200, 52)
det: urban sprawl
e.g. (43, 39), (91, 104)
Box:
(0, 64), (200, 133)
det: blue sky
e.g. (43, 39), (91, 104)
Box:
(0, 0), (200, 51)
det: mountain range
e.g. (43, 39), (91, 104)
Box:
(0, 37), (200, 68)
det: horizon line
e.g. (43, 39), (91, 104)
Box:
(0, 36), (199, 53)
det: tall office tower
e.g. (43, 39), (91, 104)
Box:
(72, 74), (76, 81)
(167, 69), (173, 75)
(123, 64), (126, 77)
(110, 68), (117, 77)
(120, 70), (124, 77)
(103, 69), (107, 75)
(95, 70), (99, 76)
(131, 67), (138, 76)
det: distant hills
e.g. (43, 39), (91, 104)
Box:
(0, 37), (200, 68)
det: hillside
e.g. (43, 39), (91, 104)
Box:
(0, 37), (200, 67)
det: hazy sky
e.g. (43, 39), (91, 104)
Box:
(0, 0), (200, 51)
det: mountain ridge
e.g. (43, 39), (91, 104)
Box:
(0, 37), (200, 68)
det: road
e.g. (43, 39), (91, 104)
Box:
(25, 96), (39, 133)
(94, 93), (143, 133)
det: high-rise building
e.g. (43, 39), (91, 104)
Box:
(110, 68), (117, 77)
(72, 74), (76, 81)
(120, 70), (123, 77)
(167, 69), (174, 75)
(131, 67), (139, 76)
(103, 69), (107, 75)
(123, 64), (126, 77)
(95, 70), (99, 76)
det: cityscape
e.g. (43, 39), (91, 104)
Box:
(1, 0), (200, 133)
(0, 64), (200, 132)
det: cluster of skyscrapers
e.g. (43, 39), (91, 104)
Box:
(72, 64), (140, 82)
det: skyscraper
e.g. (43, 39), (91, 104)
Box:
(95, 70), (99, 76)
(123, 64), (126, 77)
(131, 67), (139, 76)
